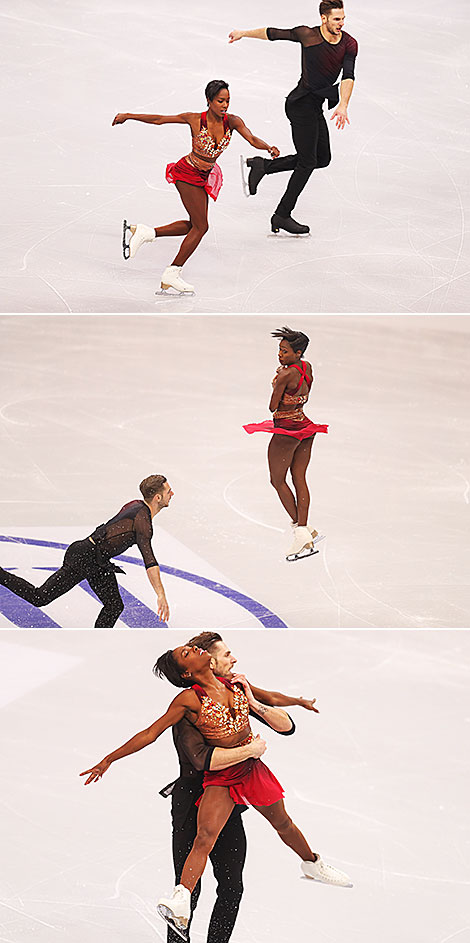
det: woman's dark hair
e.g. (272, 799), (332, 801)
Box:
(271, 325), (310, 356)
(153, 650), (192, 688)
(205, 80), (229, 102)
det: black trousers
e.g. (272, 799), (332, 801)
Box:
(265, 89), (331, 217)
(0, 539), (124, 627)
(168, 778), (247, 943)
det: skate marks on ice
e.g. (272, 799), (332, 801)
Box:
(1, 0), (469, 311)
(0, 630), (469, 943)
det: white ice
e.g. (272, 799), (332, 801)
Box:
(0, 629), (469, 943)
(1, 314), (469, 627)
(2, 0), (469, 312)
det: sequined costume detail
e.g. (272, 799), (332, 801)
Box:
(192, 678), (251, 742)
(192, 112), (231, 161)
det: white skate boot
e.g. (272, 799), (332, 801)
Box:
(286, 525), (319, 562)
(158, 265), (195, 295)
(302, 857), (352, 887)
(122, 220), (155, 259)
(290, 522), (326, 546)
(157, 884), (190, 940)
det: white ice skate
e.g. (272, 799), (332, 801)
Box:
(302, 857), (352, 887)
(157, 884), (190, 940)
(157, 265), (195, 295)
(290, 522), (326, 546)
(122, 220), (155, 259)
(286, 525), (319, 562)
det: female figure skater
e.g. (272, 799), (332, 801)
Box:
(112, 80), (279, 294)
(243, 326), (328, 561)
(81, 645), (351, 937)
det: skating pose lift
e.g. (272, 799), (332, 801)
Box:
(0, 475), (172, 626)
(81, 644), (351, 939)
(244, 327), (328, 561)
(113, 80), (279, 295)
(230, 1), (358, 234)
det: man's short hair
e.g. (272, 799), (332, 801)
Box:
(188, 631), (222, 651)
(139, 475), (167, 502)
(319, 0), (343, 15)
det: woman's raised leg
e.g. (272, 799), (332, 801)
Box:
(180, 786), (235, 892)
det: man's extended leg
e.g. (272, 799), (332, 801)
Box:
(0, 541), (89, 608)
(206, 811), (247, 943)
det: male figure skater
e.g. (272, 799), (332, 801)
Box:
(0, 474), (172, 626)
(229, 1), (358, 234)
(162, 631), (319, 943)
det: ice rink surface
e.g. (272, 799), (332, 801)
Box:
(0, 629), (469, 943)
(2, 0), (469, 312)
(1, 314), (469, 628)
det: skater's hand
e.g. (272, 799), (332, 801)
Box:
(231, 673), (256, 706)
(79, 759), (111, 785)
(157, 593), (170, 624)
(112, 113), (128, 126)
(330, 105), (349, 130)
(268, 146), (280, 158)
(247, 735), (267, 758)
(228, 29), (244, 43)
(299, 697), (319, 713)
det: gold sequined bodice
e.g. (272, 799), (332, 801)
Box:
(192, 112), (231, 162)
(193, 681), (251, 742)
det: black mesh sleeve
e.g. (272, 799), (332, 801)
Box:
(249, 709), (296, 735)
(267, 26), (304, 42)
(177, 718), (215, 772)
(134, 507), (158, 569)
(342, 36), (358, 80)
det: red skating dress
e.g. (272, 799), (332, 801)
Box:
(193, 678), (284, 807)
(243, 361), (329, 441)
(165, 112), (231, 202)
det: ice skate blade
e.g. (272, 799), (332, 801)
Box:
(240, 154), (250, 198)
(157, 905), (189, 940)
(122, 219), (131, 259)
(269, 230), (311, 238)
(286, 547), (319, 562)
(156, 285), (195, 297)
(302, 875), (353, 887)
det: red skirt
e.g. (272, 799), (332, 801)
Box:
(243, 417), (329, 441)
(197, 758), (284, 807)
(166, 157), (223, 201)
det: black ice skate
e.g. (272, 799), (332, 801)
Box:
(271, 213), (310, 236)
(241, 155), (267, 196)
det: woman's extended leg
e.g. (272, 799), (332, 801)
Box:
(267, 434), (301, 521)
(289, 436), (315, 527)
(253, 799), (317, 861)
(179, 786), (235, 892)
(253, 798), (352, 886)
(171, 181), (209, 266)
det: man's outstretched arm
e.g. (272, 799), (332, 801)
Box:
(228, 28), (268, 42)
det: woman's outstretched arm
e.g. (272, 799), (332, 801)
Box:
(229, 114), (279, 157)
(80, 690), (197, 785)
(112, 111), (195, 127)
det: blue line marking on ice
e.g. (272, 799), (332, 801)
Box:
(0, 535), (286, 628)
